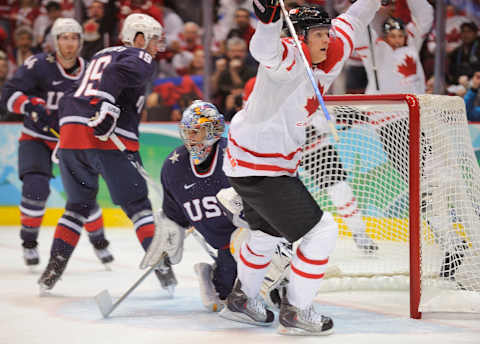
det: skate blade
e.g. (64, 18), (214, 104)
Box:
(277, 324), (334, 336)
(219, 307), (273, 327)
(38, 284), (52, 297)
(103, 263), (112, 271)
(165, 285), (175, 298)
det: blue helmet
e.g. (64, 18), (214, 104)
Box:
(179, 100), (225, 165)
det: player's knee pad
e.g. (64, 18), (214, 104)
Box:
(327, 180), (354, 206)
(22, 173), (50, 201)
(121, 197), (152, 219)
(243, 229), (282, 258)
(299, 211), (338, 259)
(65, 200), (97, 220)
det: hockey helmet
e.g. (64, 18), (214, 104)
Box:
(288, 6), (332, 37)
(121, 13), (163, 50)
(51, 18), (83, 59)
(383, 17), (405, 33)
(179, 100), (225, 165)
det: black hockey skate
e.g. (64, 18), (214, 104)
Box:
(38, 255), (68, 292)
(440, 240), (469, 284)
(93, 238), (114, 265)
(353, 233), (379, 254)
(278, 289), (334, 336)
(219, 279), (274, 326)
(154, 256), (177, 297)
(22, 241), (39, 266)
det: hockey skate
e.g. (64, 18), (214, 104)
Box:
(154, 256), (177, 297)
(278, 289), (334, 336)
(22, 241), (39, 267)
(92, 239), (114, 269)
(440, 240), (469, 284)
(219, 279), (274, 326)
(38, 255), (68, 293)
(194, 262), (224, 312)
(353, 233), (378, 254)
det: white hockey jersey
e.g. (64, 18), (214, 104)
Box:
(223, 0), (380, 178)
(355, 0), (434, 94)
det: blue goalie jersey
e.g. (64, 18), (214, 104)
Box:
(161, 138), (237, 249)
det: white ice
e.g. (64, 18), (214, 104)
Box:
(1, 226), (479, 344)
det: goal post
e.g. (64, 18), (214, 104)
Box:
(300, 94), (480, 319)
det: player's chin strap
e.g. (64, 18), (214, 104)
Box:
(278, 0), (338, 141)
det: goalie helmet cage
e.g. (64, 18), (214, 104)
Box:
(300, 94), (480, 319)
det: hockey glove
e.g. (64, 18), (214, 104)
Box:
(87, 99), (120, 141)
(253, 0), (281, 24)
(24, 97), (51, 132)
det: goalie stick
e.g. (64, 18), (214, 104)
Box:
(278, 0), (339, 141)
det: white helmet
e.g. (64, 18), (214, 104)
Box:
(51, 18), (83, 59)
(121, 13), (163, 49)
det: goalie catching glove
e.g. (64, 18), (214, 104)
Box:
(140, 210), (186, 269)
(253, 0), (281, 24)
(88, 99), (120, 141)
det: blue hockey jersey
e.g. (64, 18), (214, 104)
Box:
(161, 138), (237, 249)
(58, 46), (155, 151)
(1, 53), (85, 142)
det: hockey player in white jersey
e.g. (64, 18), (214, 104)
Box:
(353, 0), (434, 94)
(221, 0), (381, 336)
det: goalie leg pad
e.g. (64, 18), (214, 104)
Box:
(194, 262), (225, 312)
(140, 210), (185, 269)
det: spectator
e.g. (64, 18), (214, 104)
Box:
(226, 8), (255, 47)
(0, 50), (16, 121)
(10, 25), (38, 72)
(448, 22), (480, 85)
(10, 0), (40, 33)
(171, 22), (203, 75)
(81, 0), (113, 60)
(464, 71), (480, 121)
(211, 36), (257, 112)
(33, 1), (62, 53)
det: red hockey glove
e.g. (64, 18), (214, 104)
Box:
(253, 0), (281, 24)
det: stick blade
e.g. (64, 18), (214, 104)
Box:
(95, 289), (114, 318)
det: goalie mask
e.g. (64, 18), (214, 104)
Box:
(51, 18), (83, 60)
(179, 100), (225, 165)
(288, 6), (332, 38)
(121, 13), (164, 51)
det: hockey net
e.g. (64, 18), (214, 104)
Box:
(299, 94), (480, 318)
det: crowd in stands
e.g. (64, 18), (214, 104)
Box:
(1, 0), (480, 122)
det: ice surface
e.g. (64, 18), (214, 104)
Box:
(1, 226), (479, 344)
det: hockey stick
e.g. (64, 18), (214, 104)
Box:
(110, 133), (164, 200)
(189, 228), (217, 260)
(95, 261), (163, 318)
(278, 0), (339, 141)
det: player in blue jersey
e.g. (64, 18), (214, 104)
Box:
(1, 18), (113, 269)
(37, 13), (172, 292)
(161, 101), (237, 310)
(140, 100), (290, 311)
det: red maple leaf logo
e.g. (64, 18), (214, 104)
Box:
(304, 82), (324, 117)
(397, 55), (417, 77)
(446, 28), (460, 43)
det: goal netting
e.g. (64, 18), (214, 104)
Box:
(299, 94), (480, 318)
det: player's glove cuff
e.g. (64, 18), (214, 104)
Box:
(253, 0), (281, 24)
(88, 99), (120, 141)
